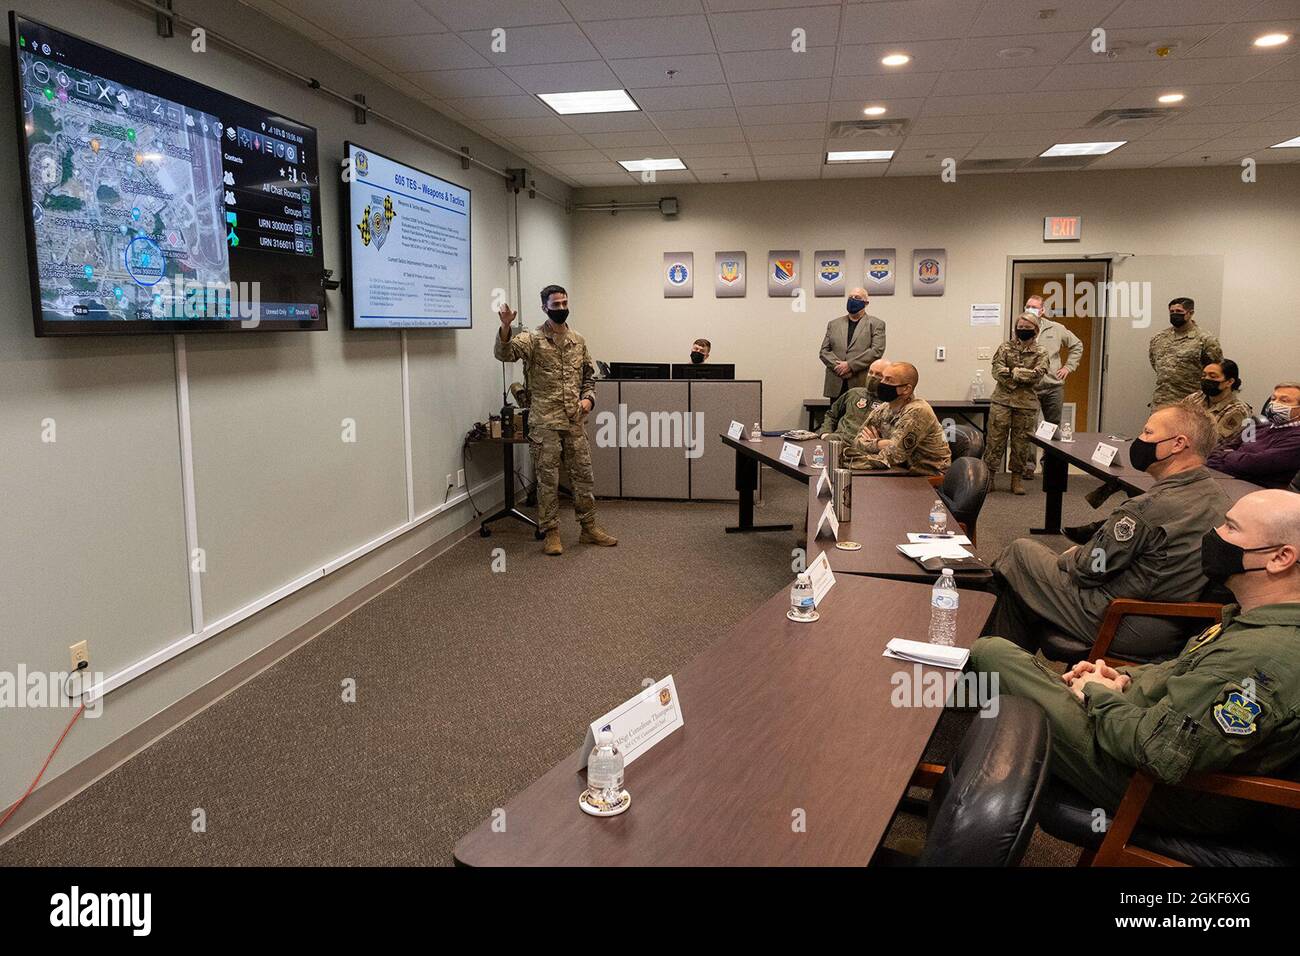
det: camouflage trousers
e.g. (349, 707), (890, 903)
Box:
(984, 403), (1038, 475)
(531, 425), (597, 532)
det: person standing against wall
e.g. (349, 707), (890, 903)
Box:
(985, 311), (1049, 495)
(1022, 294), (1082, 480)
(819, 287), (885, 399)
(1149, 297), (1222, 408)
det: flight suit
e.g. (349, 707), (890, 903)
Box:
(1181, 388), (1253, 445)
(1149, 321), (1222, 408)
(844, 396), (951, 476)
(971, 600), (1300, 834)
(820, 378), (880, 442)
(989, 466), (1230, 649)
(984, 336), (1049, 476)
(494, 323), (598, 532)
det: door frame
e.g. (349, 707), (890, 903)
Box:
(1005, 255), (1113, 432)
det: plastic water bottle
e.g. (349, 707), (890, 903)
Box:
(929, 498), (947, 533)
(928, 569), (959, 646)
(969, 369), (985, 401)
(750, 421), (761, 441)
(812, 444), (825, 467)
(587, 730), (624, 800)
(790, 573), (816, 620)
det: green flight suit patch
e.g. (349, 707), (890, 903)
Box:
(1213, 690), (1263, 737)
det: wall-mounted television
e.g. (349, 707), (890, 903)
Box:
(342, 141), (471, 329)
(9, 13), (326, 335)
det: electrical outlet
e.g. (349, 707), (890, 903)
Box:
(456, 469), (465, 487)
(69, 640), (89, 671)
(935, 346), (946, 361)
(446, 473), (454, 488)
(976, 346), (994, 360)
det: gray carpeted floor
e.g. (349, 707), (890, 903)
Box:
(0, 467), (1116, 866)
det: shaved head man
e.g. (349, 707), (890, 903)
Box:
(818, 357), (890, 443)
(819, 285), (886, 398)
(971, 489), (1300, 835)
(841, 360), (951, 476)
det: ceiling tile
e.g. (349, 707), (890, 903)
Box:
(607, 54), (727, 88)
(730, 78), (833, 106)
(278, 0), (449, 38)
(566, 0), (706, 17)
(630, 84), (736, 111)
(747, 140), (825, 156)
(581, 16), (717, 58)
(674, 142), (753, 157)
(406, 68), (523, 99)
(829, 73), (941, 100)
(583, 131), (673, 149)
(841, 1), (982, 44)
(348, 32), (489, 72)
(503, 61), (625, 93)
(443, 94), (554, 119)
(457, 24), (603, 65)
(709, 5), (843, 53)
(414, 0), (572, 31)
(834, 40), (962, 75)
(563, 111), (658, 132)
(693, 168), (759, 182)
(664, 126), (749, 143)
(970, 0), (1127, 37)
(650, 107), (742, 129)
(932, 66), (1054, 96)
(720, 48), (838, 83)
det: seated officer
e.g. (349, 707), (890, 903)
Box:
(843, 362), (951, 476)
(987, 404), (1229, 652)
(971, 489), (1300, 834)
(820, 357), (888, 442)
(1208, 381), (1300, 488)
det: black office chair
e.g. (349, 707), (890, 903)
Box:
(935, 456), (990, 546)
(1289, 467), (1300, 494)
(1038, 587), (1230, 667)
(947, 423), (985, 460)
(878, 698), (1052, 866)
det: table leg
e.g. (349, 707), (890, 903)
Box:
(479, 441), (542, 539)
(726, 446), (792, 534)
(1030, 448), (1068, 535)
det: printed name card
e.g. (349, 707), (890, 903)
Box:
(815, 467), (832, 499)
(779, 441), (804, 467)
(578, 675), (684, 769)
(1035, 420), (1059, 441)
(727, 420), (745, 440)
(814, 500), (839, 540)
(807, 550), (836, 605)
(1091, 442), (1119, 467)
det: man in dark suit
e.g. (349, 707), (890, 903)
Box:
(819, 286), (886, 398)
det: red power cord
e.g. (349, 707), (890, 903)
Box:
(0, 703), (86, 834)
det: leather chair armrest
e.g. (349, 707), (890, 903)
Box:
(1176, 771), (1300, 810)
(1088, 599), (1224, 666)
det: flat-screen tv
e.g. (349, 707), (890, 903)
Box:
(342, 142), (471, 329)
(10, 13), (326, 335)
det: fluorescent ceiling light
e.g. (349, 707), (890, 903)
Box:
(1157, 92), (1185, 103)
(1269, 135), (1300, 148)
(1254, 33), (1290, 47)
(619, 158), (686, 171)
(827, 149), (894, 163)
(880, 53), (911, 66)
(537, 89), (639, 115)
(862, 105), (887, 116)
(1040, 141), (1126, 157)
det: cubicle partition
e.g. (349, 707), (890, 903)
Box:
(588, 378), (762, 501)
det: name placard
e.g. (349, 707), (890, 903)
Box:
(578, 675), (684, 769)
(1035, 420), (1059, 441)
(727, 420), (745, 440)
(807, 550), (836, 605)
(779, 441), (804, 467)
(815, 467), (832, 499)
(814, 500), (839, 540)
(1091, 442), (1119, 467)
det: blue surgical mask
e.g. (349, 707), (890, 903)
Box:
(847, 297), (866, 315)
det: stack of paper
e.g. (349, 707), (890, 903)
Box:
(882, 638), (970, 669)
(906, 533), (971, 545)
(896, 541), (972, 561)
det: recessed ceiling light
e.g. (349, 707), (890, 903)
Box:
(537, 89), (639, 115)
(827, 149), (894, 163)
(880, 53), (911, 67)
(1269, 135), (1300, 148)
(862, 105), (887, 116)
(1158, 92), (1185, 104)
(1254, 33), (1291, 48)
(1040, 141), (1126, 157)
(618, 158), (686, 171)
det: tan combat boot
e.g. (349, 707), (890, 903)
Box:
(1010, 474), (1025, 496)
(579, 524), (618, 546)
(543, 529), (563, 556)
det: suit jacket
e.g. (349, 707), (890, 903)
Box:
(820, 313), (886, 398)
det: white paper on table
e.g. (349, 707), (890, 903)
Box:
(907, 532), (971, 545)
(897, 541), (973, 560)
(727, 420), (745, 440)
(882, 638), (970, 670)
(779, 441), (804, 467)
(1091, 442), (1119, 467)
(1035, 419), (1059, 441)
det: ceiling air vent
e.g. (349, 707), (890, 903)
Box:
(1087, 107), (1176, 128)
(1022, 155), (1100, 171)
(828, 119), (910, 138)
(958, 158), (1027, 172)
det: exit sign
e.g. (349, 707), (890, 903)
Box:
(1044, 215), (1082, 241)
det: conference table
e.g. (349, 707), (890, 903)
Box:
(805, 476), (993, 586)
(804, 397), (991, 435)
(1031, 431), (1264, 535)
(720, 432), (908, 533)
(453, 574), (996, 866)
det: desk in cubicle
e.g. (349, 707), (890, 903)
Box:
(588, 378), (762, 501)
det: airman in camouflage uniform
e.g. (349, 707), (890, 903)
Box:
(1180, 359), (1252, 445)
(972, 489), (1300, 834)
(984, 311), (1049, 494)
(819, 358), (887, 442)
(1150, 297), (1222, 408)
(844, 362), (951, 476)
(495, 286), (617, 555)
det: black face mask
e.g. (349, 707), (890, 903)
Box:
(547, 308), (569, 324)
(1169, 312), (1188, 327)
(1015, 328), (1036, 341)
(1128, 434), (1177, 473)
(1201, 528), (1280, 584)
(689, 351), (704, 364)
(1201, 379), (1224, 398)
(847, 297), (866, 315)
(876, 382), (900, 402)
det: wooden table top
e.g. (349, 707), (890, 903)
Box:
(806, 476), (991, 584)
(453, 575), (996, 867)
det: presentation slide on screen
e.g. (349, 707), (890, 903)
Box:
(347, 144), (471, 329)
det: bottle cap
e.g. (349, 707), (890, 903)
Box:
(941, 567), (953, 574)
(597, 730), (613, 747)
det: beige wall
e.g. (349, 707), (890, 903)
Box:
(571, 166), (1300, 429)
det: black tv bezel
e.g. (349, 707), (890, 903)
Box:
(9, 11), (328, 336)
(340, 140), (473, 332)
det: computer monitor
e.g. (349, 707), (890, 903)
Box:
(671, 363), (735, 380)
(607, 362), (670, 380)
